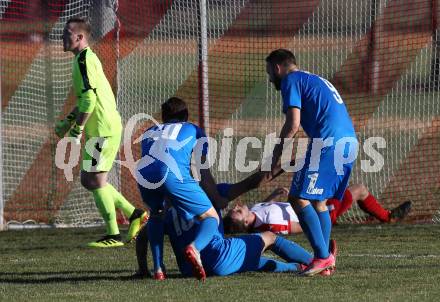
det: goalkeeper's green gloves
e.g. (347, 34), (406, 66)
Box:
(69, 123), (84, 145)
(55, 113), (76, 138)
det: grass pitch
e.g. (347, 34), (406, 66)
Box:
(1, 224), (440, 302)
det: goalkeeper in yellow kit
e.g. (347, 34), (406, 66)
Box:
(55, 18), (147, 247)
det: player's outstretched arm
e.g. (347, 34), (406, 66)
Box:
(228, 107), (300, 198)
(199, 155), (229, 209)
(225, 161), (291, 201)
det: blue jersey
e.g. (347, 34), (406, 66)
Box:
(164, 207), (264, 276)
(138, 121), (213, 220)
(281, 71), (356, 141)
(141, 122), (208, 180)
(164, 207), (224, 276)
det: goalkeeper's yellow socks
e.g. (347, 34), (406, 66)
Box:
(106, 184), (135, 217)
(106, 184), (147, 242)
(92, 185), (120, 236)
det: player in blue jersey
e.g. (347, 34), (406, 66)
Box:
(133, 204), (316, 279)
(137, 97), (228, 281)
(263, 49), (358, 276)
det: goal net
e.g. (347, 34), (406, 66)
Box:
(1, 0), (439, 227)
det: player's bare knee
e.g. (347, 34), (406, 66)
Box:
(197, 207), (219, 223)
(80, 171), (108, 190)
(260, 231), (277, 251)
(80, 172), (95, 190)
(349, 184), (369, 200)
(289, 196), (310, 213)
(291, 222), (303, 234)
(312, 200), (328, 212)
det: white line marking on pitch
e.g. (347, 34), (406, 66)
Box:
(346, 254), (440, 259)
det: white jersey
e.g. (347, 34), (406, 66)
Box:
(250, 202), (299, 234)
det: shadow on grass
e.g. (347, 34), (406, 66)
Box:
(0, 270), (186, 284)
(0, 245), (102, 252)
(0, 270), (129, 276)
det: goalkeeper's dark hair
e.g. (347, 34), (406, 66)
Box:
(161, 97), (189, 123)
(66, 17), (92, 36)
(266, 49), (297, 66)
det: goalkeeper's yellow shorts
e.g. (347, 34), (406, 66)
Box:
(81, 133), (121, 172)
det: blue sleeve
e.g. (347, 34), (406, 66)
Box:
(281, 75), (302, 114)
(195, 125), (209, 156)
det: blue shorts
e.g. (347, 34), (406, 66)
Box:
(290, 141), (356, 201)
(202, 234), (264, 276)
(138, 174), (213, 220)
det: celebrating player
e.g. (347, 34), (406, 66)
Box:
(222, 185), (412, 234)
(136, 97), (228, 281)
(263, 49), (358, 276)
(133, 204), (325, 280)
(55, 18), (147, 247)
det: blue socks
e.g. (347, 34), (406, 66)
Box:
(194, 217), (218, 251)
(298, 204), (329, 259)
(258, 257), (299, 273)
(271, 236), (313, 265)
(147, 216), (164, 272)
(317, 209), (331, 250)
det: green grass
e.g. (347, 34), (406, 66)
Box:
(1, 225), (440, 301)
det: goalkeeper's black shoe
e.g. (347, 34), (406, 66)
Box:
(389, 200), (412, 222)
(87, 234), (124, 248)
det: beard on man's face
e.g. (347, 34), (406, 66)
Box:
(273, 75), (282, 91)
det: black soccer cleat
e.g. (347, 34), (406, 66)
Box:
(389, 200), (412, 222)
(87, 234), (124, 248)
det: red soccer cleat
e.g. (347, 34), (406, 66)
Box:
(184, 245), (206, 282)
(320, 267), (335, 276)
(320, 239), (338, 276)
(153, 271), (167, 281)
(301, 253), (335, 277)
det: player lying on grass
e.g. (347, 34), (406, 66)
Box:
(221, 184), (412, 235)
(133, 204), (337, 280)
(56, 18), (147, 247)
